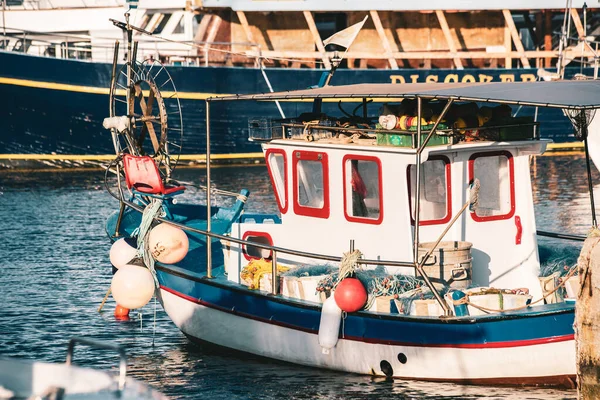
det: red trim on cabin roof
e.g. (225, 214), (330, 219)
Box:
(468, 150), (516, 222)
(265, 148), (288, 214)
(407, 155), (452, 226)
(242, 231), (274, 261)
(292, 150), (330, 219)
(342, 155), (384, 225)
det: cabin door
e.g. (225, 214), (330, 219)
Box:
(463, 151), (540, 294)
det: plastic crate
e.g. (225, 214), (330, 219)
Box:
(481, 117), (536, 141)
(248, 118), (284, 141)
(288, 120), (334, 141)
(376, 132), (450, 147)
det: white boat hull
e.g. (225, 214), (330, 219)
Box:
(160, 288), (576, 386)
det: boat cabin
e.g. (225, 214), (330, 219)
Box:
(212, 81), (582, 302)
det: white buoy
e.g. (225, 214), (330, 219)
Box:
(318, 295), (342, 354)
(109, 238), (138, 269)
(111, 265), (155, 309)
(148, 224), (189, 264)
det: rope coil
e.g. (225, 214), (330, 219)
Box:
(135, 198), (164, 288)
(335, 249), (363, 288)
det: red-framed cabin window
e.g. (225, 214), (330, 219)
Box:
(265, 149), (288, 214)
(407, 156), (452, 225)
(468, 151), (515, 222)
(292, 150), (330, 219)
(242, 231), (273, 261)
(342, 155), (383, 225)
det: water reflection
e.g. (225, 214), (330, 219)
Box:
(0, 156), (591, 399)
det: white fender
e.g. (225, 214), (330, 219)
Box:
(102, 116), (130, 132)
(109, 238), (138, 269)
(318, 296), (342, 354)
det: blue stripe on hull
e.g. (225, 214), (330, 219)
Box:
(156, 265), (575, 348)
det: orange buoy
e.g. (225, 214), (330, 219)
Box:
(114, 304), (130, 320)
(148, 223), (189, 264)
(334, 278), (368, 313)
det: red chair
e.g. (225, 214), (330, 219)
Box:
(122, 154), (185, 196)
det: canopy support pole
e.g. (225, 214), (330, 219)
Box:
(584, 136), (597, 228)
(412, 97), (452, 316)
(417, 98), (454, 154)
(206, 100), (213, 278)
(413, 98), (422, 262)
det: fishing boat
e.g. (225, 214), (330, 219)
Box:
(0, 337), (166, 399)
(100, 25), (600, 386)
(1, 0), (599, 164)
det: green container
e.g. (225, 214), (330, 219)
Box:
(483, 117), (536, 141)
(497, 117), (535, 141)
(377, 132), (450, 147)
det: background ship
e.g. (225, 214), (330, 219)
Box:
(0, 0), (597, 163)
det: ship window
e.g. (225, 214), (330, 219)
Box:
(173, 15), (185, 34)
(468, 151), (515, 222)
(266, 149), (287, 213)
(293, 151), (329, 219)
(152, 14), (172, 34)
(315, 13), (347, 49)
(343, 156), (383, 224)
(408, 156), (451, 225)
(242, 231), (273, 261)
(138, 14), (151, 30)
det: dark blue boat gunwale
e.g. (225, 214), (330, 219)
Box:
(156, 263), (575, 349)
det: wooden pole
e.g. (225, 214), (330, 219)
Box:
(370, 10), (399, 70)
(503, 9), (531, 68)
(236, 11), (260, 67)
(504, 23), (512, 68)
(435, 10), (463, 69)
(302, 11), (331, 69)
(570, 8), (585, 39)
(576, 235), (600, 398)
(545, 10), (553, 67)
(236, 11), (255, 43)
(98, 287), (112, 312)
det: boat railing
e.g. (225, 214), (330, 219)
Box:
(104, 182), (426, 302)
(107, 182), (588, 318)
(66, 337), (127, 392)
(249, 119), (539, 145)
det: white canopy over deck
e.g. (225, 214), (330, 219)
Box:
(209, 80), (600, 110)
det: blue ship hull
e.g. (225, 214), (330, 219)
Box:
(0, 50), (586, 157)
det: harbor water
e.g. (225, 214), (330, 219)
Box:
(0, 154), (593, 399)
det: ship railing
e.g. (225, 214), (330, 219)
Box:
(3, 0), (121, 10)
(0, 27), (260, 65)
(104, 174), (425, 311)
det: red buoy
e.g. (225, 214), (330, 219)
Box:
(334, 278), (368, 313)
(114, 304), (130, 320)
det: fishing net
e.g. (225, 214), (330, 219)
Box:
(565, 75), (596, 140)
